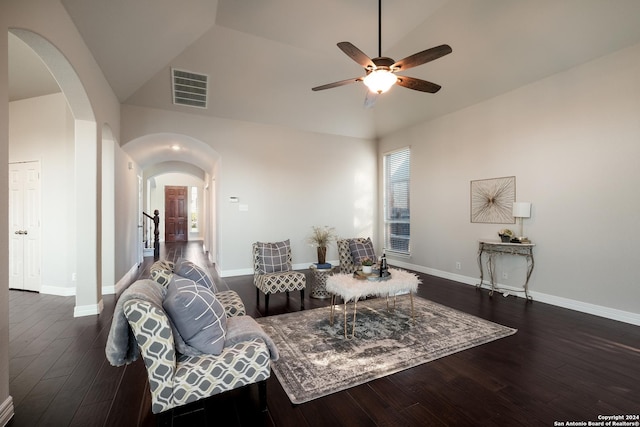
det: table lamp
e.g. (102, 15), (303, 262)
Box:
(512, 202), (531, 241)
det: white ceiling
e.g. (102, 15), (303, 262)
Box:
(9, 0), (640, 140)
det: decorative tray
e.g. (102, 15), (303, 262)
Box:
(353, 270), (392, 281)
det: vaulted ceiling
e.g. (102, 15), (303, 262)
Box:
(10, 0), (640, 139)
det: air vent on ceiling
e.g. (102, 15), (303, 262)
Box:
(172, 68), (208, 109)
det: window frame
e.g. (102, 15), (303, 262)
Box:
(190, 186), (198, 232)
(383, 146), (411, 256)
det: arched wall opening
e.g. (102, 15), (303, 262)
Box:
(9, 29), (101, 317)
(123, 134), (220, 269)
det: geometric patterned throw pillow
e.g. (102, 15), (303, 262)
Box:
(256, 239), (291, 274)
(174, 257), (218, 293)
(162, 276), (227, 355)
(349, 237), (376, 266)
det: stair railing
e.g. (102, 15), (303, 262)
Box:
(143, 210), (160, 260)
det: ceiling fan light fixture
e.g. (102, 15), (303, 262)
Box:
(363, 69), (397, 94)
(311, 0), (451, 96)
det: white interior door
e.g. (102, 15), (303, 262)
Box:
(9, 161), (41, 291)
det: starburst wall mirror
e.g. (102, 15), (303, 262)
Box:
(470, 176), (516, 223)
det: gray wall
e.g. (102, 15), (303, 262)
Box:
(121, 105), (378, 275)
(380, 42), (640, 322)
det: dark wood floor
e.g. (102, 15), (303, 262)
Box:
(7, 241), (640, 426)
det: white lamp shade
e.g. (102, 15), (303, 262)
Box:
(512, 202), (531, 218)
(363, 70), (397, 93)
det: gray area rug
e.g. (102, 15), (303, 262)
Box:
(257, 295), (516, 404)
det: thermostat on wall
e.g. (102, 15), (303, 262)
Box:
(229, 196), (239, 203)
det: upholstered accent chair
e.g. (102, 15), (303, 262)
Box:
(120, 280), (273, 423)
(337, 237), (376, 274)
(253, 241), (306, 315)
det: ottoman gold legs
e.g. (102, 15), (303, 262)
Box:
(330, 293), (415, 339)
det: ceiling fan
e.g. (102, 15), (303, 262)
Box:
(312, 0), (452, 98)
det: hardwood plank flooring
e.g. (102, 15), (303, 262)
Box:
(7, 241), (640, 426)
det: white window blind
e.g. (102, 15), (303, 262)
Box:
(383, 147), (411, 254)
(190, 186), (198, 232)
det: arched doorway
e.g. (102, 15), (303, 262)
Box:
(9, 29), (101, 316)
(123, 133), (220, 268)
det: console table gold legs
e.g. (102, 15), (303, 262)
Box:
(476, 240), (535, 301)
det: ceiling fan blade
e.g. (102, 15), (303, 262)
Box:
(396, 76), (442, 93)
(364, 91), (378, 109)
(392, 44), (452, 71)
(312, 77), (363, 91)
(337, 42), (375, 69)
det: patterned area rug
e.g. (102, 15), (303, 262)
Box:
(257, 295), (516, 404)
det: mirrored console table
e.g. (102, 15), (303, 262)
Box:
(476, 240), (535, 301)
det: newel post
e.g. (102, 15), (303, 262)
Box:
(153, 209), (160, 260)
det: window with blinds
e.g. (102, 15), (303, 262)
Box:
(383, 147), (411, 254)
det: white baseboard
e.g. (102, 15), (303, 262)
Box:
(529, 291), (640, 326)
(41, 263), (138, 298)
(40, 285), (75, 296)
(42, 284), (117, 297)
(40, 286), (106, 317)
(389, 259), (640, 326)
(221, 257), (640, 325)
(202, 244), (218, 273)
(220, 260), (340, 278)
(111, 263), (140, 295)
(0, 396), (14, 427)
(73, 299), (104, 317)
(220, 268), (252, 277)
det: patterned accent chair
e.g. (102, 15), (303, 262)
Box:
(150, 259), (246, 317)
(149, 259), (175, 287)
(122, 285), (271, 422)
(337, 237), (373, 274)
(253, 242), (306, 316)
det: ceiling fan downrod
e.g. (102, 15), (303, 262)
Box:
(377, 0), (382, 58)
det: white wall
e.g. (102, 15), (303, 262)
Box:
(113, 144), (142, 283)
(101, 127), (116, 293)
(0, 23), (10, 427)
(121, 106), (378, 275)
(380, 42), (640, 323)
(9, 93), (76, 294)
(204, 173), (215, 263)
